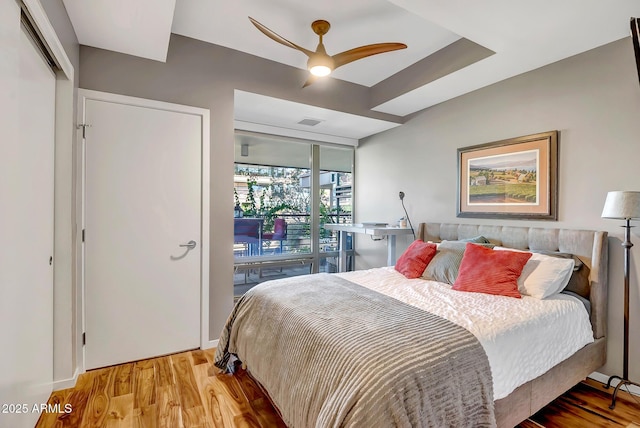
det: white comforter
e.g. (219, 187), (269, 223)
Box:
(337, 266), (594, 400)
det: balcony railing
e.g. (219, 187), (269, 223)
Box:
(234, 212), (352, 258)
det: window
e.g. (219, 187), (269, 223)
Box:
(233, 132), (354, 297)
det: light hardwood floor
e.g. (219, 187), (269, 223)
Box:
(36, 349), (640, 428)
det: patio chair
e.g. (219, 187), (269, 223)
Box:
(234, 218), (261, 256)
(262, 218), (287, 254)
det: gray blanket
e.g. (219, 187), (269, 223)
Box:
(215, 273), (495, 428)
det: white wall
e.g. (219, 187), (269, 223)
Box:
(355, 37), (640, 381)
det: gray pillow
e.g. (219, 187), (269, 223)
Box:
(422, 241), (495, 284)
(460, 235), (492, 244)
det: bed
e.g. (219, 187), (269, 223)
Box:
(215, 222), (608, 427)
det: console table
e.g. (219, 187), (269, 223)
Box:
(323, 224), (414, 272)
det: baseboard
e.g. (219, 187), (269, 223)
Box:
(203, 339), (218, 350)
(589, 371), (640, 396)
(52, 366), (80, 391)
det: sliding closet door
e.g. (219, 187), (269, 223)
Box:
(0, 14), (56, 428)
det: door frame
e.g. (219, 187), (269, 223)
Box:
(77, 89), (211, 371)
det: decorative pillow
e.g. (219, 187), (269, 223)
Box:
(394, 240), (437, 279)
(460, 235), (492, 244)
(452, 243), (532, 298)
(516, 253), (575, 299)
(534, 251), (589, 298)
(495, 247), (581, 299)
(564, 262), (590, 298)
(532, 251), (583, 271)
(422, 241), (495, 284)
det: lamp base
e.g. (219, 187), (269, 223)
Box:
(604, 374), (640, 409)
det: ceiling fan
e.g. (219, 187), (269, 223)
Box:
(248, 17), (407, 87)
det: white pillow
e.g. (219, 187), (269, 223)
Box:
(494, 247), (574, 298)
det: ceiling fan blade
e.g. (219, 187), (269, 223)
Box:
(332, 43), (407, 69)
(248, 17), (314, 57)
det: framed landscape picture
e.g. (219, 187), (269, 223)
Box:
(457, 131), (558, 220)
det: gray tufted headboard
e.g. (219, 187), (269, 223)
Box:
(417, 223), (608, 339)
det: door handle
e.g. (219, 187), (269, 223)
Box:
(179, 240), (197, 250)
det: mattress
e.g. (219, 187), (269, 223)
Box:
(337, 266), (594, 400)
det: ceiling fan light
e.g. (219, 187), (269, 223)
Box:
(309, 65), (332, 76)
(307, 54), (334, 77)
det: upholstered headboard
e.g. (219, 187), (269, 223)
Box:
(417, 223), (608, 339)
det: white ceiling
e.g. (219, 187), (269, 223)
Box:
(234, 91), (401, 146)
(63, 0), (176, 62)
(63, 0), (640, 139)
(170, 0), (462, 87)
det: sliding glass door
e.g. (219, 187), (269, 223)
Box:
(233, 132), (354, 296)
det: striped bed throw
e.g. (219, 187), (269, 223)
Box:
(215, 273), (495, 428)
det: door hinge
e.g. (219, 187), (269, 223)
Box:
(82, 332), (86, 346)
(77, 123), (92, 139)
(82, 229), (85, 242)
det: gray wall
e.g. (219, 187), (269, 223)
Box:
(355, 37), (640, 381)
(78, 34), (401, 345)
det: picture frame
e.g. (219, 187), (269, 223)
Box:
(457, 131), (558, 220)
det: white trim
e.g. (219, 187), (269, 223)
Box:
(22, 0), (73, 82)
(234, 120), (359, 147)
(76, 89), (211, 367)
(200, 106), (211, 350)
(589, 371), (640, 396)
(78, 89), (208, 117)
(76, 96), (85, 376)
(52, 367), (79, 391)
(204, 339), (219, 350)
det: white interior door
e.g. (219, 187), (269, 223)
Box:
(84, 97), (202, 370)
(0, 19), (55, 428)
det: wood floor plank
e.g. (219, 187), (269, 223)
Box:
(102, 394), (134, 428)
(191, 350), (209, 366)
(528, 382), (640, 428)
(171, 353), (202, 410)
(131, 404), (157, 428)
(153, 357), (174, 388)
(202, 349), (216, 362)
(198, 378), (226, 428)
(171, 352), (210, 428)
(132, 360), (156, 408)
(234, 371), (286, 428)
(37, 349), (640, 428)
(191, 354), (220, 427)
(55, 386), (92, 427)
(34, 388), (72, 428)
(80, 368), (116, 428)
(181, 406), (211, 428)
(207, 374), (260, 428)
(131, 359), (157, 428)
(156, 385), (183, 428)
(112, 363), (134, 397)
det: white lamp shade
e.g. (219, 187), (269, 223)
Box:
(601, 191), (640, 219)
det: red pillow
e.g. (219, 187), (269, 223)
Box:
(395, 240), (437, 279)
(452, 243), (532, 298)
